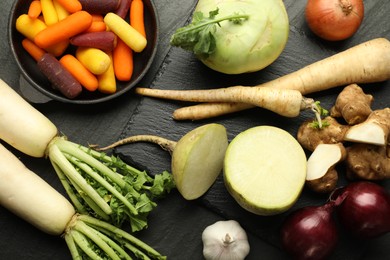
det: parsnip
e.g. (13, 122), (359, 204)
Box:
(136, 86), (316, 118)
(144, 38), (390, 120)
(0, 78), (58, 157)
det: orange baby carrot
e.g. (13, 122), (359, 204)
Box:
(55, 0), (82, 13)
(113, 38), (133, 81)
(22, 38), (46, 61)
(85, 21), (107, 33)
(130, 0), (146, 37)
(34, 11), (93, 49)
(28, 1), (42, 19)
(59, 54), (99, 91)
(91, 14), (104, 22)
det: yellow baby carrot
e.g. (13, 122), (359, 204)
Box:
(104, 12), (147, 52)
(41, 0), (59, 25)
(34, 11), (92, 49)
(98, 53), (116, 94)
(75, 47), (111, 75)
(59, 54), (99, 91)
(53, 0), (70, 21)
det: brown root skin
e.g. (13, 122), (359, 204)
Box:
(305, 143), (347, 193)
(297, 116), (349, 152)
(330, 84), (373, 125)
(346, 143), (390, 180)
(344, 108), (390, 146)
(306, 168), (339, 194)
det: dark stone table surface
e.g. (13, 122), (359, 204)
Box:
(0, 0), (389, 259)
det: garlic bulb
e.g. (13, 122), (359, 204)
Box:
(202, 220), (250, 260)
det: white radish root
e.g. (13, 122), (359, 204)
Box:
(171, 38), (390, 120)
(0, 142), (75, 235)
(0, 79), (58, 157)
(306, 143), (346, 193)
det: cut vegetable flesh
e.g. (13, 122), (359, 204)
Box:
(344, 123), (386, 146)
(171, 124), (228, 200)
(306, 144), (341, 180)
(224, 126), (307, 215)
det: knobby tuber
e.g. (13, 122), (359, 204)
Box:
(297, 116), (349, 152)
(306, 143), (347, 193)
(346, 144), (390, 180)
(344, 108), (390, 146)
(330, 84), (373, 125)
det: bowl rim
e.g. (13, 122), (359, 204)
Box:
(8, 0), (160, 105)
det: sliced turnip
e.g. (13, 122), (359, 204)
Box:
(223, 126), (307, 215)
(95, 123), (229, 200)
(306, 143), (346, 193)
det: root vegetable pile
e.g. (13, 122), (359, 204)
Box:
(297, 84), (390, 193)
(0, 78), (174, 236)
(15, 0), (147, 98)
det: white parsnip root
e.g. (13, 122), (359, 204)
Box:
(136, 38), (390, 120)
(136, 86), (316, 117)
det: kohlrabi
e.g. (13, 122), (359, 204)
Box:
(170, 0), (290, 74)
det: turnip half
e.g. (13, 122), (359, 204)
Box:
(224, 126), (307, 215)
(95, 123), (229, 200)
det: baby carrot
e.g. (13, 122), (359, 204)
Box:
(53, 0), (70, 21)
(34, 11), (93, 49)
(104, 12), (147, 53)
(22, 38), (46, 61)
(28, 1), (42, 19)
(130, 0), (146, 37)
(54, 0), (82, 13)
(113, 38), (133, 81)
(41, 0), (59, 25)
(98, 53), (116, 94)
(85, 21), (107, 33)
(75, 47), (111, 75)
(59, 54), (99, 91)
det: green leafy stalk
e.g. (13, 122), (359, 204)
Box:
(48, 136), (175, 232)
(309, 101), (330, 129)
(170, 8), (249, 59)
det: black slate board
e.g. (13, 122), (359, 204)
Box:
(0, 0), (389, 259)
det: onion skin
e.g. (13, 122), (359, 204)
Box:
(305, 0), (364, 41)
(281, 202), (338, 260)
(333, 181), (390, 238)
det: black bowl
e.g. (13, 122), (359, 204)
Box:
(8, 0), (159, 104)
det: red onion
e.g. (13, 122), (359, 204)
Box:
(305, 0), (364, 41)
(331, 181), (390, 238)
(281, 202), (338, 260)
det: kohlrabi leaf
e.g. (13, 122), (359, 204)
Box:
(170, 8), (248, 59)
